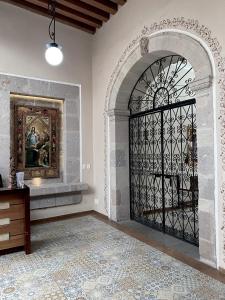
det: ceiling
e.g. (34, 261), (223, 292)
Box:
(2, 0), (127, 34)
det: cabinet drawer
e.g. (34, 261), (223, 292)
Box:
(0, 194), (24, 205)
(0, 234), (24, 251)
(0, 204), (25, 220)
(0, 219), (24, 235)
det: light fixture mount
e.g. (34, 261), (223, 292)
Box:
(45, 0), (63, 66)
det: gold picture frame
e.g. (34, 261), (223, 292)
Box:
(14, 104), (60, 179)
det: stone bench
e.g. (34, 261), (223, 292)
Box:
(29, 183), (88, 210)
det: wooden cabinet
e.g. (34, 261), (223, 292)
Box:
(0, 186), (31, 254)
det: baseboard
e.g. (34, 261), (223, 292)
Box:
(219, 267), (225, 274)
(91, 210), (109, 220)
(200, 256), (217, 269)
(31, 210), (95, 225)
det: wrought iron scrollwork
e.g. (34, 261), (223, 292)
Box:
(129, 55), (195, 115)
(48, 0), (56, 43)
(129, 55), (198, 246)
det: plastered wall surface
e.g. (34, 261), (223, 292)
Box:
(1, 0), (225, 268)
(0, 2), (94, 217)
(92, 0), (225, 214)
(91, 0), (225, 268)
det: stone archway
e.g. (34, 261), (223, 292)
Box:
(105, 30), (218, 267)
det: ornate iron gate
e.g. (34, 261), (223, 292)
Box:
(129, 55), (199, 245)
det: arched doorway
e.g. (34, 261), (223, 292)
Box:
(128, 55), (198, 245)
(106, 31), (216, 266)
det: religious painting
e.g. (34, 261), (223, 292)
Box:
(14, 104), (60, 179)
(185, 125), (198, 168)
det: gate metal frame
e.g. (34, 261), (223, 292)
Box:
(128, 55), (199, 246)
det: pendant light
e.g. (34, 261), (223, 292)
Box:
(45, 0), (63, 66)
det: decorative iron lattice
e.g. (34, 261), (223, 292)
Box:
(129, 55), (198, 246)
(129, 55), (195, 115)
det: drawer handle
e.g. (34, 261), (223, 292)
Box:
(0, 233), (9, 241)
(0, 218), (10, 226)
(0, 202), (10, 210)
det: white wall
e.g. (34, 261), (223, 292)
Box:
(92, 0), (225, 213)
(91, 0), (225, 269)
(1, 0), (225, 266)
(0, 2), (94, 216)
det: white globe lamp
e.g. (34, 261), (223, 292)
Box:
(45, 42), (63, 66)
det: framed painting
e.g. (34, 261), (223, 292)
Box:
(14, 104), (60, 179)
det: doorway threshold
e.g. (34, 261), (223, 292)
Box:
(119, 220), (199, 261)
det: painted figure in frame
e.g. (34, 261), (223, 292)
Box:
(14, 104), (60, 179)
(25, 125), (50, 168)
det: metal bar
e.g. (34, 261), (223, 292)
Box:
(140, 75), (157, 99)
(128, 54), (199, 246)
(138, 116), (141, 218)
(130, 98), (196, 119)
(153, 114), (156, 223)
(180, 106), (185, 240)
(170, 107), (174, 231)
(161, 111), (165, 232)
(133, 87), (154, 99)
(192, 104), (196, 239)
(177, 175), (180, 208)
(129, 117), (132, 219)
(144, 116), (148, 223)
(165, 57), (186, 90)
(167, 67), (193, 94)
(164, 55), (173, 87)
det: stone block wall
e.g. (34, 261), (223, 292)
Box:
(105, 31), (217, 268)
(0, 73), (87, 209)
(30, 193), (82, 210)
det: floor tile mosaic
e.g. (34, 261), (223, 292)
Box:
(0, 216), (225, 299)
(120, 219), (199, 260)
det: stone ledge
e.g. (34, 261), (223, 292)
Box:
(30, 194), (82, 210)
(29, 183), (88, 197)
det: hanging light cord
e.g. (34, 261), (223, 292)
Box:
(48, 0), (56, 43)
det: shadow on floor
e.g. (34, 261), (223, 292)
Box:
(119, 219), (199, 261)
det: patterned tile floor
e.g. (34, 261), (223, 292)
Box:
(1, 216), (225, 300)
(120, 220), (200, 260)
